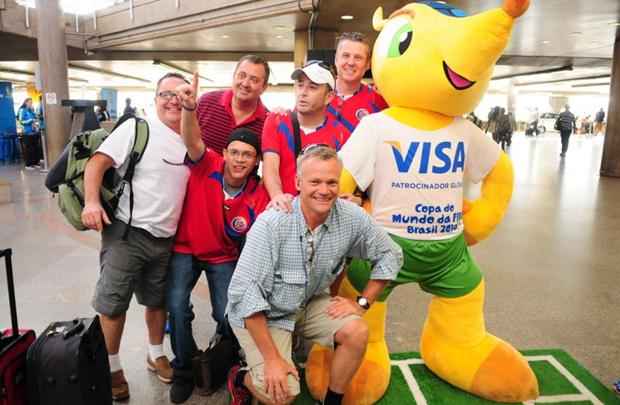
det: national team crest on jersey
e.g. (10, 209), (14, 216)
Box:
(355, 108), (370, 121)
(231, 216), (249, 233)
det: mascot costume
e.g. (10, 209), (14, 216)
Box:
(305, 1), (539, 404)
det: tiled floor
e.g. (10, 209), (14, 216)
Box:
(1, 132), (619, 404)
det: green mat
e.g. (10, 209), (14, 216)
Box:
(295, 349), (619, 404)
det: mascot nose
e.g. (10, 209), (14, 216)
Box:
(440, 5), (525, 82)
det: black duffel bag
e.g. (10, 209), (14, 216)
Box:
(192, 327), (241, 395)
(26, 316), (112, 405)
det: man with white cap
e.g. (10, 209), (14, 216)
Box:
(262, 60), (349, 212)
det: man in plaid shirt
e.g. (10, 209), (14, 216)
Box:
(226, 145), (402, 405)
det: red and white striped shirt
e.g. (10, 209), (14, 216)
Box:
(196, 89), (268, 155)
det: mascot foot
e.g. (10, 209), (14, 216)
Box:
(421, 281), (539, 403)
(470, 339), (539, 402)
(306, 339), (391, 405)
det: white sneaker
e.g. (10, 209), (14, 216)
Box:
(24, 166), (35, 170)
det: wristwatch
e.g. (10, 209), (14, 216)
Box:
(356, 296), (370, 310)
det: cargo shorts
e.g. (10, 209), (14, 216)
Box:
(92, 220), (174, 317)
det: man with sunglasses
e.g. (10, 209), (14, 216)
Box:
(164, 73), (270, 403)
(262, 60), (349, 212)
(329, 32), (388, 138)
(226, 145), (402, 405)
(81, 72), (191, 401)
(191, 54), (269, 155)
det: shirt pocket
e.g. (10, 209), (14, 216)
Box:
(270, 270), (307, 313)
(322, 257), (347, 288)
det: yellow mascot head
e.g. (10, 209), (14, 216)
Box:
(372, 0), (530, 117)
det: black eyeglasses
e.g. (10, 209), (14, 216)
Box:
(300, 143), (330, 156)
(157, 90), (180, 101)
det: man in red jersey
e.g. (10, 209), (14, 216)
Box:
(262, 60), (349, 211)
(165, 73), (270, 403)
(327, 32), (388, 140)
(192, 54), (270, 154)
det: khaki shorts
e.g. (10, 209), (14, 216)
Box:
(233, 293), (362, 397)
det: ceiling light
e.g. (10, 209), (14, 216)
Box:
(274, 25), (292, 31)
(608, 21), (620, 26)
(570, 31), (582, 35)
(221, 34), (230, 39)
(542, 40), (550, 45)
(276, 35), (284, 39)
(341, 15), (354, 20)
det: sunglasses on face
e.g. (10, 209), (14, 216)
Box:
(305, 60), (333, 72)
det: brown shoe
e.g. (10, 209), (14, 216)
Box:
(147, 355), (173, 383)
(111, 369), (130, 401)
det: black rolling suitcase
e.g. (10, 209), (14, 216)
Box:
(0, 248), (36, 405)
(26, 316), (112, 405)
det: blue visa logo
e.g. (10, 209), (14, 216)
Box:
(385, 141), (465, 174)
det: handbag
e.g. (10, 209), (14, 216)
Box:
(191, 331), (240, 395)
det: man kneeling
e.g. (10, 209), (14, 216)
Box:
(226, 145), (402, 405)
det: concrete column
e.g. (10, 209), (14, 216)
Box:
(35, 0), (71, 166)
(601, 31), (620, 177)
(294, 29), (308, 68)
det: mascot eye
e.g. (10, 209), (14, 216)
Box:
(388, 23), (414, 58)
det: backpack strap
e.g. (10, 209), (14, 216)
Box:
(121, 117), (149, 240)
(291, 111), (302, 158)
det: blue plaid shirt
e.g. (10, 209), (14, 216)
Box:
(227, 198), (403, 332)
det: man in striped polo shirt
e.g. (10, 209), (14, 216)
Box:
(194, 54), (270, 154)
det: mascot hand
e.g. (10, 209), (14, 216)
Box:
(503, 0), (530, 18)
(463, 153), (514, 243)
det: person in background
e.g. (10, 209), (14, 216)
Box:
(96, 105), (111, 122)
(123, 97), (137, 116)
(17, 97), (40, 170)
(529, 107), (539, 136)
(555, 105), (576, 157)
(594, 108), (605, 135)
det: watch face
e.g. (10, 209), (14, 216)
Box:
(357, 297), (369, 308)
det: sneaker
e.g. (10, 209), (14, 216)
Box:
(111, 369), (130, 401)
(147, 355), (173, 383)
(227, 364), (251, 405)
(24, 166), (35, 170)
(170, 369), (194, 403)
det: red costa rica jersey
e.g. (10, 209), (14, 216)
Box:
(173, 149), (270, 264)
(327, 84), (388, 139)
(261, 113), (348, 196)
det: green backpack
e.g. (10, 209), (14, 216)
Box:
(46, 116), (149, 231)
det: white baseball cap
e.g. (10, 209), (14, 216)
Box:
(291, 60), (335, 90)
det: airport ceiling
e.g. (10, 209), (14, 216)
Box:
(1, 0), (619, 94)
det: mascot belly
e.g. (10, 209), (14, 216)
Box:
(305, 1), (539, 404)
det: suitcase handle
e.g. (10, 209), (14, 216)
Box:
(63, 319), (85, 340)
(1, 248), (19, 337)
